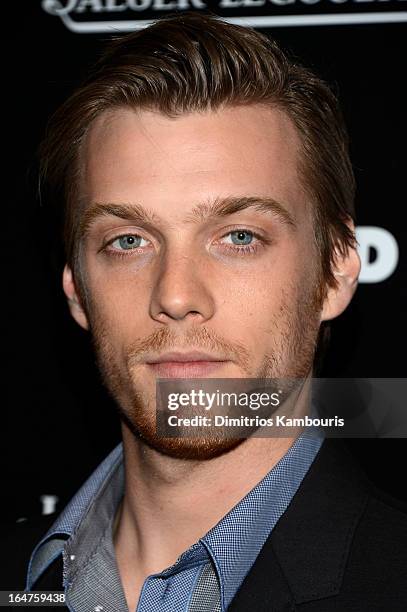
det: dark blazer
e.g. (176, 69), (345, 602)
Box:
(2, 439), (407, 610)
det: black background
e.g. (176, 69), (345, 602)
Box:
(4, 2), (406, 521)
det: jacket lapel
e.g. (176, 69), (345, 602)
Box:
(228, 439), (370, 610)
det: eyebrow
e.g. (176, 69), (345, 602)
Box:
(79, 202), (160, 237)
(185, 196), (296, 227)
(79, 195), (296, 238)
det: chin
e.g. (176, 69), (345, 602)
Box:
(121, 410), (244, 460)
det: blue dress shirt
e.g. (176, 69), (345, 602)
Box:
(27, 432), (322, 611)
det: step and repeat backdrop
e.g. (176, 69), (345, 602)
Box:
(4, 1), (406, 521)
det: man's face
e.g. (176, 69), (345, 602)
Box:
(73, 105), (323, 458)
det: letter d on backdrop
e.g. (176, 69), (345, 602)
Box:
(356, 226), (399, 283)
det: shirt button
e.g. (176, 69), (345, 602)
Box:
(69, 554), (76, 561)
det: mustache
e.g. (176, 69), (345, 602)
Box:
(126, 326), (251, 371)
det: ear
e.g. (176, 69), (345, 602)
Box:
(62, 264), (89, 331)
(320, 221), (361, 322)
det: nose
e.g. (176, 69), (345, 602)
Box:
(149, 249), (215, 325)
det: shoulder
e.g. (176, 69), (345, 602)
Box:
(325, 488), (407, 610)
(350, 485), (407, 567)
(0, 513), (58, 590)
(275, 439), (407, 608)
(314, 439), (407, 555)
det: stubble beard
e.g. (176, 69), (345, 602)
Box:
(88, 281), (322, 461)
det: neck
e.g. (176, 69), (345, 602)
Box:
(113, 376), (312, 604)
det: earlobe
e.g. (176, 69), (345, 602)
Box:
(62, 264), (89, 331)
(320, 232), (361, 323)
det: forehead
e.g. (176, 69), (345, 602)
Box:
(81, 104), (308, 222)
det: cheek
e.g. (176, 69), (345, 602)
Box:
(85, 247), (150, 300)
(210, 263), (301, 343)
(86, 273), (150, 349)
(225, 260), (319, 352)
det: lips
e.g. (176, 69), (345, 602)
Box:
(146, 351), (229, 378)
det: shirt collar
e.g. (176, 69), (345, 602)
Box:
(27, 443), (123, 589)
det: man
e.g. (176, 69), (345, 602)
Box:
(3, 11), (406, 611)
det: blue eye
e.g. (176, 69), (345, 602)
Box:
(111, 235), (146, 250)
(229, 230), (254, 245)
